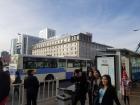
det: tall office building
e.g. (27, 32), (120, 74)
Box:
(10, 38), (17, 55)
(11, 33), (44, 55)
(39, 28), (56, 39)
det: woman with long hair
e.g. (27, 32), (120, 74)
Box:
(87, 70), (94, 105)
(98, 75), (121, 105)
(92, 70), (102, 105)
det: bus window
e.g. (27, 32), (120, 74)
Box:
(87, 61), (93, 67)
(80, 60), (86, 67)
(36, 62), (44, 68)
(23, 61), (36, 69)
(42, 61), (49, 68)
(47, 59), (57, 68)
(67, 60), (74, 68)
(73, 60), (80, 67)
(67, 59), (81, 68)
(58, 59), (66, 68)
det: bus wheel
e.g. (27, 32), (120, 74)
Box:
(45, 74), (55, 80)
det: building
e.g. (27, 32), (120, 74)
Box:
(10, 33), (44, 55)
(10, 38), (17, 55)
(1, 51), (10, 66)
(32, 33), (112, 60)
(39, 28), (56, 39)
(92, 42), (113, 56)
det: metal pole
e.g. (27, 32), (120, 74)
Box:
(37, 82), (41, 101)
(52, 80), (54, 97)
(18, 84), (21, 105)
(21, 84), (24, 105)
(11, 85), (14, 105)
(48, 80), (50, 98)
(43, 80), (46, 101)
(56, 79), (59, 96)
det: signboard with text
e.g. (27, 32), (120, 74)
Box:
(97, 56), (115, 86)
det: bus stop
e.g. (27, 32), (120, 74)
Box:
(95, 48), (140, 93)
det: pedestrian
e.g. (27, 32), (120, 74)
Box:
(92, 70), (101, 105)
(0, 61), (10, 105)
(71, 69), (88, 105)
(24, 70), (39, 105)
(87, 69), (94, 105)
(121, 71), (131, 105)
(91, 66), (97, 73)
(13, 71), (22, 97)
(98, 75), (121, 105)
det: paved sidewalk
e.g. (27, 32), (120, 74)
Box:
(38, 83), (140, 105)
(38, 98), (57, 105)
(38, 95), (140, 105)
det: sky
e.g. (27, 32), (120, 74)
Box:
(0, 0), (140, 53)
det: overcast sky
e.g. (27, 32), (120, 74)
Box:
(0, 0), (140, 53)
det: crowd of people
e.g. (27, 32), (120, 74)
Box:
(0, 59), (132, 105)
(71, 67), (131, 105)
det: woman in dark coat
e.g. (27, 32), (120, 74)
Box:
(98, 75), (121, 105)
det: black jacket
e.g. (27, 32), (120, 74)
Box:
(13, 76), (22, 89)
(71, 76), (88, 97)
(0, 71), (10, 102)
(100, 86), (121, 105)
(24, 75), (39, 94)
(87, 76), (94, 91)
(13, 76), (22, 84)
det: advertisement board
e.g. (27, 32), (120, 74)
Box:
(97, 56), (115, 85)
(121, 56), (129, 79)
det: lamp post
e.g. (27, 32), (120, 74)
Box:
(133, 29), (140, 31)
(133, 29), (140, 52)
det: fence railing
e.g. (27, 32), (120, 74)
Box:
(7, 79), (59, 105)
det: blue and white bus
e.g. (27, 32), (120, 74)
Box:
(9, 54), (93, 82)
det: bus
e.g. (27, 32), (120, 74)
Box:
(9, 54), (93, 82)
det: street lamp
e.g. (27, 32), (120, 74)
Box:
(133, 29), (140, 31)
(133, 29), (140, 52)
